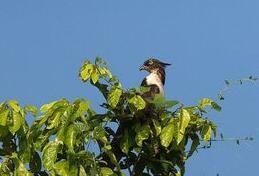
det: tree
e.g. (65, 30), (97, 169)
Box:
(0, 57), (222, 176)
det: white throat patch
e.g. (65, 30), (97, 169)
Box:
(145, 72), (164, 96)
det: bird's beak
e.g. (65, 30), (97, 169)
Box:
(139, 65), (145, 71)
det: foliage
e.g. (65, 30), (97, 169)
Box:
(0, 57), (221, 176)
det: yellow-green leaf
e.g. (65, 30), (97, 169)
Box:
(73, 99), (90, 117)
(199, 98), (213, 109)
(8, 112), (23, 134)
(0, 109), (9, 126)
(24, 105), (38, 116)
(100, 167), (115, 176)
(128, 95), (146, 111)
(64, 124), (78, 152)
(80, 63), (94, 81)
(91, 68), (99, 84)
(201, 125), (212, 142)
(53, 160), (78, 176)
(177, 109), (190, 144)
(160, 119), (176, 147)
(199, 98), (221, 112)
(135, 123), (150, 147)
(42, 141), (62, 171)
(152, 119), (162, 136)
(107, 86), (122, 108)
(8, 100), (21, 112)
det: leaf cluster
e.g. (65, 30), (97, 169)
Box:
(0, 57), (221, 176)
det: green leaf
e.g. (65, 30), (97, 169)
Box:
(8, 100), (21, 112)
(120, 129), (133, 154)
(135, 123), (150, 147)
(29, 152), (42, 173)
(64, 124), (78, 152)
(8, 112), (23, 134)
(199, 98), (221, 112)
(0, 126), (9, 138)
(151, 95), (179, 109)
(18, 137), (32, 163)
(46, 111), (62, 130)
(73, 99), (90, 117)
(177, 109), (190, 144)
(199, 98), (213, 109)
(201, 124), (212, 142)
(79, 165), (87, 176)
(24, 105), (38, 116)
(152, 119), (162, 136)
(160, 119), (176, 147)
(80, 62), (94, 82)
(187, 134), (200, 158)
(53, 160), (78, 176)
(40, 99), (69, 113)
(107, 86), (122, 108)
(40, 101), (58, 113)
(93, 126), (108, 144)
(12, 153), (33, 176)
(0, 109), (9, 126)
(211, 102), (222, 112)
(100, 167), (115, 176)
(42, 141), (62, 171)
(91, 68), (99, 84)
(128, 95), (146, 111)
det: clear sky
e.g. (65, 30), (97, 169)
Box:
(0, 1), (258, 175)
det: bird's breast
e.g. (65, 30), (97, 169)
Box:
(145, 73), (164, 96)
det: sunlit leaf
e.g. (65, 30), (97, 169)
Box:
(135, 123), (150, 147)
(53, 160), (78, 176)
(201, 124), (212, 142)
(151, 95), (179, 109)
(199, 98), (213, 109)
(8, 100), (21, 112)
(46, 111), (62, 130)
(160, 119), (176, 147)
(12, 153), (33, 176)
(0, 109), (9, 126)
(24, 105), (38, 116)
(73, 99), (90, 117)
(128, 95), (146, 111)
(107, 86), (122, 108)
(40, 99), (69, 113)
(177, 109), (190, 144)
(42, 141), (62, 171)
(91, 68), (99, 84)
(80, 62), (94, 82)
(199, 98), (221, 112)
(120, 129), (133, 154)
(100, 167), (115, 176)
(64, 124), (78, 152)
(152, 119), (162, 136)
(93, 126), (108, 144)
(8, 112), (23, 134)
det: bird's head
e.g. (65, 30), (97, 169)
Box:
(139, 58), (171, 73)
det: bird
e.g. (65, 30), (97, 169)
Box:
(106, 58), (171, 169)
(139, 58), (171, 100)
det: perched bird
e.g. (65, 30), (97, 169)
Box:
(107, 58), (171, 168)
(140, 58), (171, 100)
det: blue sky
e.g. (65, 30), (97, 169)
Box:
(0, 1), (258, 175)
